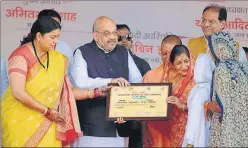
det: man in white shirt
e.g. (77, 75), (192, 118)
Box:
(71, 16), (142, 147)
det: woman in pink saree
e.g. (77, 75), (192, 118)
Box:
(1, 16), (109, 147)
(143, 45), (195, 147)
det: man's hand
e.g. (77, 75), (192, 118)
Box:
(111, 77), (130, 87)
(114, 117), (126, 124)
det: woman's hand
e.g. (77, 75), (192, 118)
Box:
(204, 101), (220, 120)
(94, 86), (112, 97)
(45, 108), (65, 123)
(167, 96), (182, 108)
(114, 117), (126, 124)
(204, 101), (211, 120)
(208, 101), (221, 112)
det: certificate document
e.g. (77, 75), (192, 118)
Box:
(106, 83), (172, 120)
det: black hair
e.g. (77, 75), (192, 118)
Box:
(170, 45), (190, 63)
(203, 4), (227, 21)
(38, 9), (61, 22)
(116, 24), (131, 32)
(243, 47), (248, 53)
(20, 16), (61, 45)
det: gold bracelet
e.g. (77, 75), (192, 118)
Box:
(88, 90), (95, 99)
(87, 90), (91, 98)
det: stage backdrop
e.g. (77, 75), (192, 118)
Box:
(1, 1), (248, 68)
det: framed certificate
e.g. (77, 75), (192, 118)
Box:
(106, 83), (172, 121)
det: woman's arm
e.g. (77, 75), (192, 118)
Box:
(8, 54), (64, 123)
(167, 81), (195, 111)
(63, 55), (104, 100)
(72, 86), (111, 100)
(72, 87), (95, 100)
(8, 56), (47, 114)
(167, 96), (187, 111)
(64, 72), (110, 100)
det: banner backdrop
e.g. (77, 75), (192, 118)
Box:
(1, 1), (248, 68)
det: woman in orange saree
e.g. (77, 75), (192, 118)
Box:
(143, 45), (195, 147)
(1, 16), (109, 147)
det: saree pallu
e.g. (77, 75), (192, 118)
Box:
(1, 50), (80, 147)
(147, 88), (192, 147)
(143, 49), (194, 147)
(143, 71), (194, 147)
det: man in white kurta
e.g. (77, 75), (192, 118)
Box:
(182, 54), (215, 147)
(71, 16), (142, 147)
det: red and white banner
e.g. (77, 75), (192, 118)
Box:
(1, 1), (248, 68)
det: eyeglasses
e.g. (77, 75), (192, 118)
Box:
(118, 34), (132, 42)
(96, 30), (119, 37)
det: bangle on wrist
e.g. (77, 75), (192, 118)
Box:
(44, 107), (52, 116)
(204, 101), (210, 109)
(94, 88), (100, 98)
(88, 90), (95, 99)
(42, 107), (48, 115)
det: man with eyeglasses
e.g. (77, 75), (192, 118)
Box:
(117, 24), (151, 76)
(184, 4), (247, 62)
(117, 24), (133, 50)
(71, 16), (142, 147)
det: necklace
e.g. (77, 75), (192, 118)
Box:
(31, 40), (49, 70)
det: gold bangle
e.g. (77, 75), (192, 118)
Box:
(88, 90), (94, 99)
(87, 90), (91, 99)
